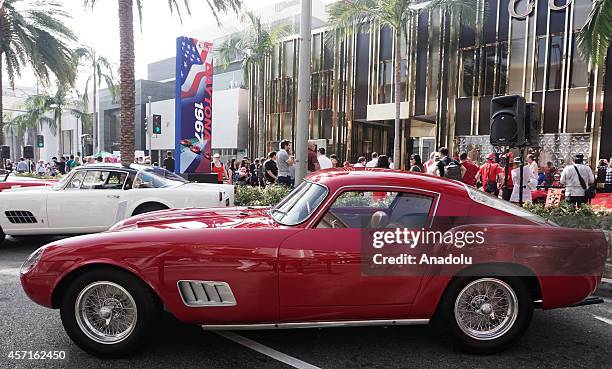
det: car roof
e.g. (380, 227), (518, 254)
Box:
(72, 163), (149, 173)
(306, 167), (468, 197)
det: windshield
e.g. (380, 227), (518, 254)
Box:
(134, 167), (188, 189)
(51, 172), (72, 190)
(271, 181), (328, 225)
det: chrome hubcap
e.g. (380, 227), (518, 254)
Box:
(75, 281), (137, 344)
(454, 278), (518, 341)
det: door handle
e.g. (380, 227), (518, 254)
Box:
(107, 195), (120, 199)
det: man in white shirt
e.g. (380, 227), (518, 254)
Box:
(317, 148), (333, 169)
(560, 154), (595, 205)
(527, 154), (539, 178)
(353, 156), (367, 167)
(366, 152), (379, 167)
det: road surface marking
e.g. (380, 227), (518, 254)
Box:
(593, 315), (612, 326)
(212, 330), (321, 369)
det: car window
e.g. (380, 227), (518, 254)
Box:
(104, 171), (128, 190)
(65, 171), (86, 190)
(80, 171), (111, 190)
(316, 190), (433, 229)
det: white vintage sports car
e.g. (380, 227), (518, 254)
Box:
(0, 163), (233, 244)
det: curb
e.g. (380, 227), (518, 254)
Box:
(595, 278), (612, 299)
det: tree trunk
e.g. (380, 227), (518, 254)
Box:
(393, 29), (401, 168)
(93, 59), (99, 155)
(118, 0), (135, 166)
(57, 112), (63, 157)
(257, 64), (265, 158)
(0, 53), (4, 151)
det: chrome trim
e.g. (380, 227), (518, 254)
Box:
(202, 319), (430, 331)
(177, 280), (237, 307)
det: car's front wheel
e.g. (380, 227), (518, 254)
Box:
(0, 228), (5, 246)
(438, 276), (533, 354)
(59, 269), (159, 358)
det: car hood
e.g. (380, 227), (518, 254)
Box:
(110, 206), (277, 231)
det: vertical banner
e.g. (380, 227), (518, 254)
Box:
(175, 36), (213, 174)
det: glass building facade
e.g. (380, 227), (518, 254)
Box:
(249, 0), (609, 167)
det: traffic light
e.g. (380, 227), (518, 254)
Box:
(36, 135), (44, 148)
(144, 116), (149, 133)
(153, 114), (162, 134)
(490, 95), (526, 147)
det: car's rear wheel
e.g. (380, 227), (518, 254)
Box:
(438, 276), (533, 354)
(132, 202), (168, 216)
(60, 269), (159, 358)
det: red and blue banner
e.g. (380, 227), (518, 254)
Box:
(175, 36), (213, 174)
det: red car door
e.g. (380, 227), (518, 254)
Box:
(278, 187), (439, 322)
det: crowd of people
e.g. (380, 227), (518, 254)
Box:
(2, 151), (176, 177)
(5, 140), (611, 207)
(213, 139), (611, 207)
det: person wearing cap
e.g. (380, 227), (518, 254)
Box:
(560, 153), (595, 205)
(475, 153), (502, 196)
(510, 157), (533, 204)
(211, 153), (227, 184)
(163, 150), (175, 172)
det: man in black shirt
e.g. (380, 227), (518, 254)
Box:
(436, 147), (452, 177)
(163, 151), (175, 172)
(264, 151), (278, 184)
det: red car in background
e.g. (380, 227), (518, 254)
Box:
(0, 170), (56, 192)
(19, 169), (607, 358)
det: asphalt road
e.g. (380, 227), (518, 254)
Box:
(1, 236), (611, 369)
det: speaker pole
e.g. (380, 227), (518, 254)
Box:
(519, 147), (525, 206)
(503, 148), (510, 200)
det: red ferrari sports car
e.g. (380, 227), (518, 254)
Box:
(0, 170), (55, 192)
(20, 169), (607, 358)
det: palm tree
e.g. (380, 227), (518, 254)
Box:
(578, 0), (612, 66)
(0, 0), (76, 151)
(217, 11), (287, 157)
(74, 46), (117, 154)
(83, 0), (241, 167)
(328, 0), (473, 167)
(20, 83), (85, 156)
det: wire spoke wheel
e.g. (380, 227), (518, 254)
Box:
(453, 278), (518, 341)
(75, 281), (138, 345)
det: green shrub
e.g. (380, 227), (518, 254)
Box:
(523, 202), (611, 230)
(234, 185), (291, 207)
(14, 172), (60, 180)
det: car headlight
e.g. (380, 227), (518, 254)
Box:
(20, 246), (46, 275)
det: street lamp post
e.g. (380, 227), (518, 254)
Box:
(294, 0), (312, 184)
(147, 96), (152, 157)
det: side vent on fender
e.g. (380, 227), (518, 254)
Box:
(177, 280), (237, 307)
(5, 210), (38, 224)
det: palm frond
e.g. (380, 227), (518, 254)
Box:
(578, 0), (612, 65)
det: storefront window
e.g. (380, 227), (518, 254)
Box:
(378, 60), (393, 103)
(283, 41), (294, 78)
(548, 35), (564, 90)
(570, 34), (588, 88)
(535, 37), (547, 91)
(459, 49), (475, 97)
(481, 45), (496, 95)
(566, 88), (588, 133)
